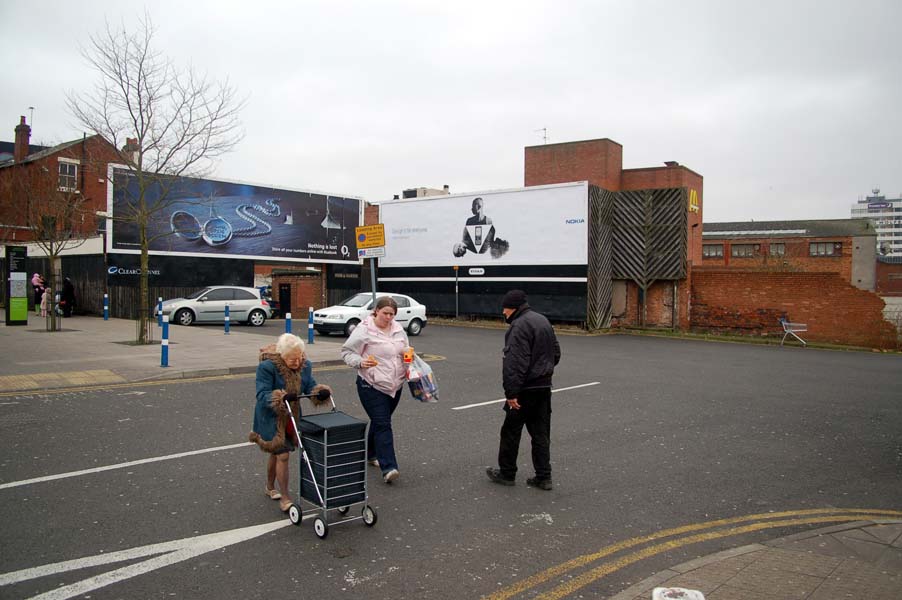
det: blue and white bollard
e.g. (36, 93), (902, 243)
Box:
(161, 315), (169, 367)
(103, 293), (109, 321)
(285, 312), (292, 334)
(224, 304), (230, 335)
(307, 306), (315, 344)
(157, 297), (163, 327)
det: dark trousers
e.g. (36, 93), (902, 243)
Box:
(356, 376), (402, 473)
(497, 387), (552, 480)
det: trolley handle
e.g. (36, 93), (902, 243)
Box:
(298, 389), (336, 411)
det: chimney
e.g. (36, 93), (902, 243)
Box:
(121, 137), (139, 164)
(14, 116), (31, 162)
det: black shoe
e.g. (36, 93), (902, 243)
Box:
(486, 467), (515, 486)
(526, 477), (552, 490)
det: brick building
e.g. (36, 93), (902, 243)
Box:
(701, 219), (878, 290)
(525, 138), (703, 328)
(0, 116), (119, 243)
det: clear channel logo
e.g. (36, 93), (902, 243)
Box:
(108, 266), (161, 276)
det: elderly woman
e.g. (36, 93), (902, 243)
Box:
(249, 333), (330, 512)
(341, 296), (409, 484)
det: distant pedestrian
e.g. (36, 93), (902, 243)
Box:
(486, 290), (561, 491)
(31, 273), (45, 315)
(61, 277), (76, 318)
(40, 286), (51, 318)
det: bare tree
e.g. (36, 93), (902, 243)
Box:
(67, 14), (245, 343)
(0, 163), (92, 331)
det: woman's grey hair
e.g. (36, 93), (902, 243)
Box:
(276, 333), (305, 357)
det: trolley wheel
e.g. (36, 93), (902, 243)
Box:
(314, 518), (329, 539)
(337, 506), (350, 515)
(362, 505), (377, 527)
(288, 504), (302, 526)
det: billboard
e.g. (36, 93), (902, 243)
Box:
(379, 182), (588, 268)
(108, 166), (363, 263)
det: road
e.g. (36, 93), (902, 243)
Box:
(1, 327), (900, 599)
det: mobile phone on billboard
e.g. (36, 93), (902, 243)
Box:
(475, 226), (482, 245)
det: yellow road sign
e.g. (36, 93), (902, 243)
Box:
(355, 224), (385, 249)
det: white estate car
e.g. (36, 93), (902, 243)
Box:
(156, 286), (273, 326)
(313, 292), (427, 337)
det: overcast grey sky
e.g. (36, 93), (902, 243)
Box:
(2, 0), (899, 222)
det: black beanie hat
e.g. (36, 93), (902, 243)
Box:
(501, 289), (527, 309)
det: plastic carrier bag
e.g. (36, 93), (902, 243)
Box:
(407, 354), (439, 403)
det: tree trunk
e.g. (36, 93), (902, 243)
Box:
(138, 214), (150, 344)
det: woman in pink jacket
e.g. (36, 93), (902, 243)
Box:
(341, 296), (409, 484)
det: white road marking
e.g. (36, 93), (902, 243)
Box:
(0, 442), (253, 490)
(451, 382), (601, 410)
(0, 518), (303, 598)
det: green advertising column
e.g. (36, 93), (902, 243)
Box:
(5, 245), (28, 326)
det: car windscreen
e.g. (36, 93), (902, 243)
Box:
(339, 293), (373, 307)
(185, 288), (211, 300)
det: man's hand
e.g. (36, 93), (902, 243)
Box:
(506, 397), (520, 410)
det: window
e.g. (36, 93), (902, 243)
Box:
(809, 242), (842, 256)
(232, 289), (256, 300)
(392, 295), (410, 308)
(702, 244), (723, 258)
(203, 288), (234, 301)
(769, 243), (786, 257)
(58, 160), (78, 192)
(731, 244), (759, 258)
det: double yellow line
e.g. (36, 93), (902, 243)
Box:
(483, 508), (902, 600)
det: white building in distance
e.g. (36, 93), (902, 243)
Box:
(851, 188), (902, 257)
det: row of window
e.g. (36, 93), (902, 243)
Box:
(703, 242), (842, 258)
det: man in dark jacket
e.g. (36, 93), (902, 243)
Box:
(486, 290), (561, 490)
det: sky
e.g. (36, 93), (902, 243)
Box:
(1, 0), (900, 222)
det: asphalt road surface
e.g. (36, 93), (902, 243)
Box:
(1, 326), (900, 599)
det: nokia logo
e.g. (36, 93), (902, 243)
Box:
(565, 218), (585, 224)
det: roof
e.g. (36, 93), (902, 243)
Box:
(703, 219), (876, 239)
(0, 137), (96, 170)
(0, 141), (49, 162)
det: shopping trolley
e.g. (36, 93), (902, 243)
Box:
(284, 391), (377, 538)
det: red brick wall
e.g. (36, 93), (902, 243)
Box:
(364, 203), (378, 226)
(876, 261), (902, 295)
(610, 279), (688, 329)
(524, 138), (623, 190)
(271, 272), (325, 317)
(701, 237), (853, 283)
(690, 269), (897, 349)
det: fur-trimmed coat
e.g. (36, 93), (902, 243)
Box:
(249, 352), (327, 453)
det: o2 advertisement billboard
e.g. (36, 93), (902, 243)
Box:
(108, 166), (363, 264)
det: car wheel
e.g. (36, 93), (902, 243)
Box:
(344, 319), (360, 337)
(175, 308), (194, 326)
(407, 318), (423, 336)
(248, 309), (267, 327)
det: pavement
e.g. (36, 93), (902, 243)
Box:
(0, 313), (347, 393)
(2, 314), (900, 599)
(613, 519), (902, 600)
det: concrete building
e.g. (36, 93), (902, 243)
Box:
(851, 188), (902, 257)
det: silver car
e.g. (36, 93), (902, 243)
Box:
(157, 286), (273, 326)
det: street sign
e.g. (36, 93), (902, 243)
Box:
(358, 247), (386, 259)
(355, 224), (385, 249)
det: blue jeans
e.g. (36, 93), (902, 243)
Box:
(356, 376), (402, 474)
